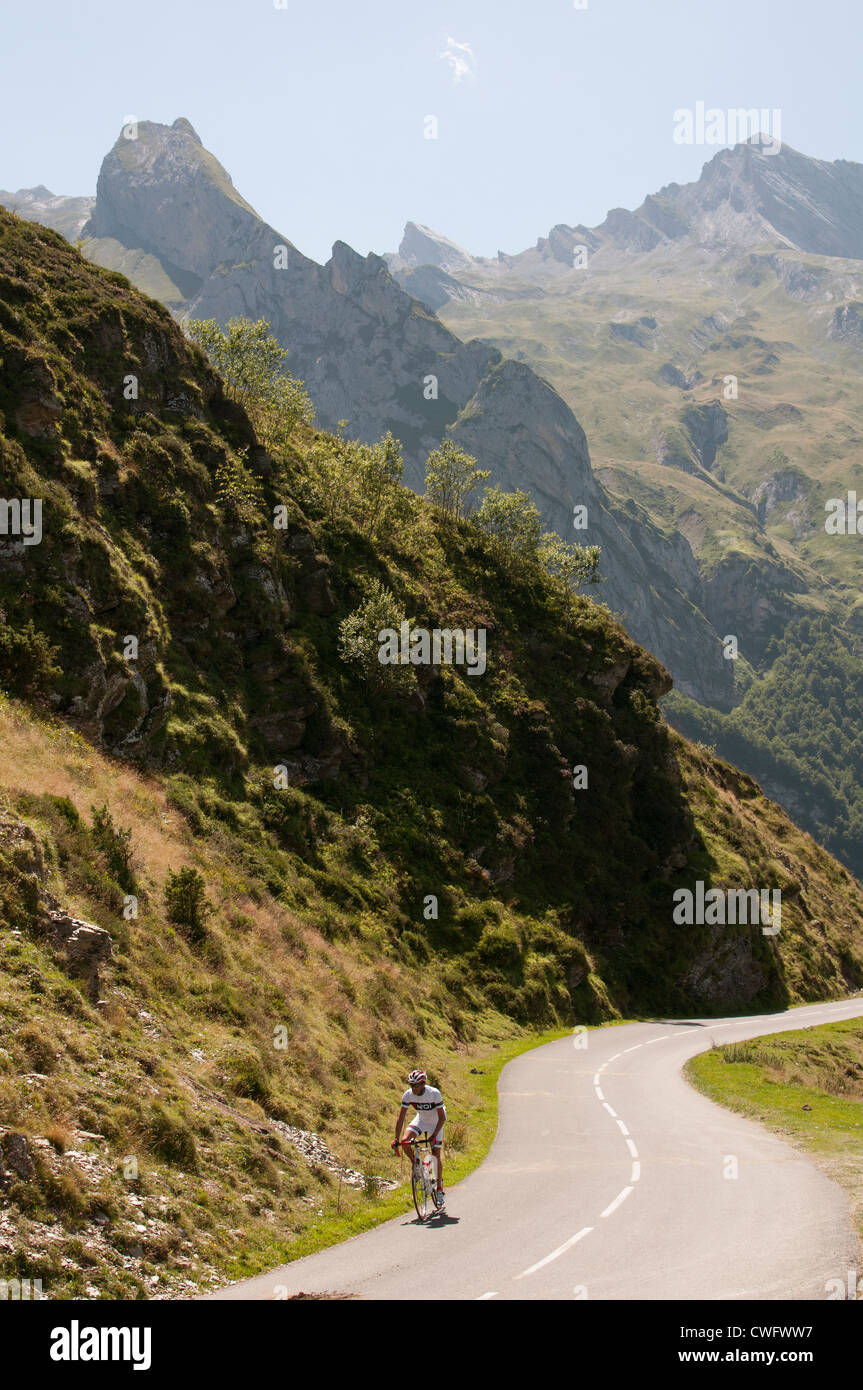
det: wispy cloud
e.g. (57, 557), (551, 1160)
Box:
(438, 36), (476, 84)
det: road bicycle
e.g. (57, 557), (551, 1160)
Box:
(407, 1136), (443, 1222)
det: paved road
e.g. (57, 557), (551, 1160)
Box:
(207, 999), (863, 1301)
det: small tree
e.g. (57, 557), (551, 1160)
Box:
(186, 317), (313, 453)
(90, 804), (136, 893)
(353, 432), (405, 539)
(259, 371), (315, 452)
(187, 317), (287, 406)
(537, 533), (602, 589)
(214, 445), (265, 525)
(311, 429), (408, 539)
(471, 486), (542, 559)
(424, 439), (490, 519)
(470, 488), (603, 592)
(337, 580), (415, 696)
(164, 867), (213, 944)
(0, 621), (61, 699)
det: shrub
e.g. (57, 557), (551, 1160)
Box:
(186, 316), (313, 453)
(471, 486), (542, 560)
(476, 921), (523, 968)
(163, 867), (213, 944)
(187, 316), (287, 407)
(223, 1047), (271, 1105)
(144, 1104), (198, 1170)
(536, 533), (602, 590)
(0, 621), (61, 698)
(311, 430), (406, 538)
(424, 439), (489, 518)
(90, 804), (136, 893)
(19, 1023), (58, 1073)
(399, 930), (430, 963)
(337, 580), (416, 697)
(214, 446), (265, 525)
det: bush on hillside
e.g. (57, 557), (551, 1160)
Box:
(424, 439), (490, 519)
(337, 580), (416, 697)
(164, 867), (213, 944)
(0, 621), (61, 699)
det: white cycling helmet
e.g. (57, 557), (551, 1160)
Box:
(408, 1069), (427, 1085)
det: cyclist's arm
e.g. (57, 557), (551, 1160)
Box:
(394, 1105), (409, 1143)
(430, 1104), (445, 1142)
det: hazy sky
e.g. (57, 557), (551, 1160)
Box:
(2, 0), (862, 263)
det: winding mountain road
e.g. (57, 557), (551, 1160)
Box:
(207, 999), (863, 1301)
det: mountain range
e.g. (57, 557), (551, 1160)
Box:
(0, 119), (733, 711)
(5, 125), (863, 871)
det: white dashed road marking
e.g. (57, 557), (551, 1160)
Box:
(515, 1227), (594, 1278)
(600, 1186), (634, 1218)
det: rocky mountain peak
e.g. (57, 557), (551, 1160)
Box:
(397, 220), (476, 275)
(676, 138), (863, 257)
(171, 116), (202, 142)
(591, 138), (863, 259)
(83, 117), (264, 280)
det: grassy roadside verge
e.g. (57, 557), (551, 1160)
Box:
(686, 1018), (863, 1284)
(219, 1025), (570, 1284)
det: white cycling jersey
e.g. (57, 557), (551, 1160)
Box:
(401, 1085), (446, 1132)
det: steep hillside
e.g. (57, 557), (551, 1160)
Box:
(1, 208), (862, 1297)
(0, 118), (734, 710)
(390, 140), (863, 876)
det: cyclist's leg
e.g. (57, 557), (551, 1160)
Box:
(433, 1136), (444, 1192)
(400, 1125), (420, 1158)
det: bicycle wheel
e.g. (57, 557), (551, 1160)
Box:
(411, 1148), (432, 1221)
(425, 1149), (441, 1216)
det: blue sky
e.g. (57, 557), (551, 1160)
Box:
(2, 0), (862, 263)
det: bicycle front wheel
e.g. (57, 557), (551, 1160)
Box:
(412, 1154), (432, 1221)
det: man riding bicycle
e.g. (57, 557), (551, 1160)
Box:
(392, 1069), (447, 1211)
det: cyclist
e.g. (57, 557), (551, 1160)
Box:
(391, 1069), (447, 1210)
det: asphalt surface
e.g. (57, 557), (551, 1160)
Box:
(207, 998), (863, 1301)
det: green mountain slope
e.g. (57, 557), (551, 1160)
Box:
(1, 206), (862, 1296)
(401, 143), (863, 876)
